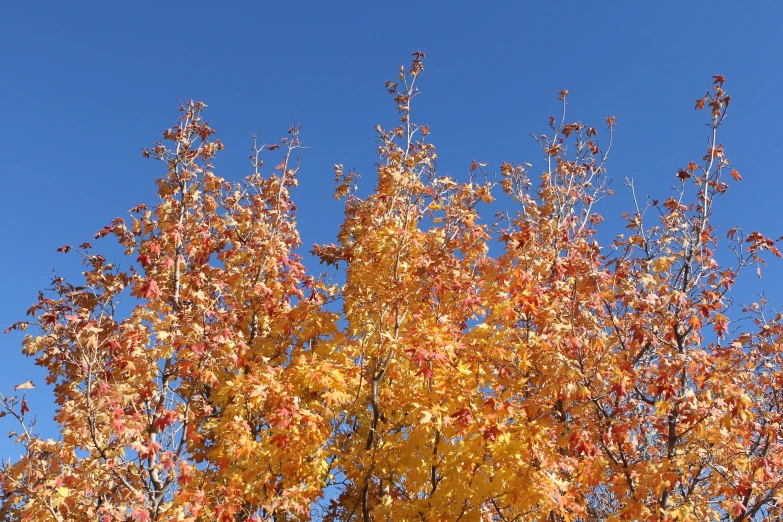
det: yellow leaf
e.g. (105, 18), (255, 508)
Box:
(249, 384), (267, 398)
(456, 361), (472, 375)
(57, 487), (70, 498)
(14, 381), (34, 390)
(651, 256), (674, 272)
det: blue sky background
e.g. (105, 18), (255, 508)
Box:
(1, 2), (782, 461)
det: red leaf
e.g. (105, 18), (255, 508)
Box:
(143, 279), (159, 299)
(483, 425), (502, 442)
(713, 317), (729, 338)
(153, 411), (178, 431)
(731, 502), (746, 517)
(132, 506), (151, 522)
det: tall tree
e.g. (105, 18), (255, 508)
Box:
(3, 56), (782, 521)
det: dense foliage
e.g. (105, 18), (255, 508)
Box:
(2, 55), (782, 521)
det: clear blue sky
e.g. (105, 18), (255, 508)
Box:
(2, 2), (782, 459)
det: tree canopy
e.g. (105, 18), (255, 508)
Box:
(2, 54), (782, 522)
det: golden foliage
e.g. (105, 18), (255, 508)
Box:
(2, 57), (782, 522)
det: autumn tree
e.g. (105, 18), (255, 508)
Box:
(2, 55), (782, 522)
(1, 103), (340, 521)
